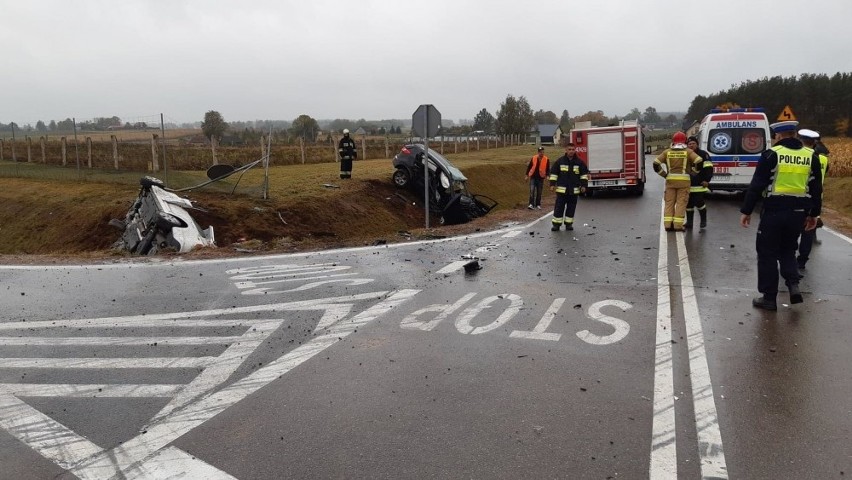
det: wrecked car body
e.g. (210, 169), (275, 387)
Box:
(392, 144), (497, 225)
(111, 176), (215, 255)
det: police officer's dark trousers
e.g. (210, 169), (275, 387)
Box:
(756, 209), (807, 298)
(552, 193), (578, 228)
(797, 229), (816, 268)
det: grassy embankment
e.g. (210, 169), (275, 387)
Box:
(0, 140), (849, 257)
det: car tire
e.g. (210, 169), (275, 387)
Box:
(393, 168), (411, 188)
(156, 212), (188, 230)
(140, 176), (165, 189)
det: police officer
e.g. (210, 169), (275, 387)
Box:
(685, 136), (714, 230)
(654, 131), (704, 231)
(548, 142), (589, 231)
(338, 129), (357, 179)
(796, 128), (830, 274)
(740, 120), (823, 310)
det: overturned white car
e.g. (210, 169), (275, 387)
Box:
(111, 176), (215, 255)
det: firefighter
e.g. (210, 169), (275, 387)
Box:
(796, 128), (830, 275)
(526, 146), (549, 209)
(654, 131), (703, 231)
(338, 129), (357, 179)
(740, 120), (822, 311)
(685, 136), (714, 230)
(548, 142), (589, 231)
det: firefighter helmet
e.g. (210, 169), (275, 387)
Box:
(343, 129), (350, 135)
(672, 131), (687, 145)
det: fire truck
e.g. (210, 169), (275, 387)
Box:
(569, 120), (646, 196)
(694, 107), (771, 192)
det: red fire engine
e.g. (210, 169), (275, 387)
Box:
(569, 121), (647, 196)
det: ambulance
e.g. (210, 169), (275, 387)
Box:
(569, 120), (646, 196)
(695, 107), (771, 192)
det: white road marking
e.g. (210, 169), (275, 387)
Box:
(0, 357), (215, 369)
(66, 289), (420, 480)
(501, 230), (522, 238)
(455, 294), (523, 335)
(650, 200), (677, 479)
(675, 232), (728, 478)
(400, 293), (477, 332)
(0, 336), (249, 346)
(576, 300), (632, 345)
(123, 446), (236, 480)
(0, 213), (552, 270)
(510, 298), (563, 341)
(435, 260), (470, 275)
(0, 384), (183, 397)
(825, 226), (852, 244)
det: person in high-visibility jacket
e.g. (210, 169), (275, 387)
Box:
(740, 120), (823, 311)
(685, 136), (714, 230)
(654, 131), (703, 231)
(526, 146), (549, 209)
(796, 128), (830, 275)
(338, 129), (357, 179)
(548, 142), (589, 231)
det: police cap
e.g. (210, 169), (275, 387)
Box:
(769, 120), (798, 133)
(798, 128), (820, 139)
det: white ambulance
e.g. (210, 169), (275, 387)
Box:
(695, 108), (771, 192)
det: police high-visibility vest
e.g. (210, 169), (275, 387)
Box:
(818, 153), (829, 182)
(767, 145), (813, 197)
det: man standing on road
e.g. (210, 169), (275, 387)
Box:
(654, 131), (703, 231)
(796, 128), (830, 275)
(740, 120), (823, 311)
(685, 136), (714, 230)
(526, 146), (549, 209)
(338, 129), (357, 179)
(549, 142), (588, 231)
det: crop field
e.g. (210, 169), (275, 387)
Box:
(823, 137), (851, 177)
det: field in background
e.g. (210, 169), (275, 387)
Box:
(0, 142), (849, 257)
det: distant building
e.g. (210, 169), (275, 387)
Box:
(536, 124), (563, 145)
(354, 127), (368, 136)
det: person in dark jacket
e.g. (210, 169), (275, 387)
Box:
(338, 129), (357, 179)
(526, 146), (549, 209)
(548, 143), (589, 231)
(685, 136), (714, 230)
(740, 120), (822, 311)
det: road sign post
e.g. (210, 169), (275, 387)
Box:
(412, 105), (441, 229)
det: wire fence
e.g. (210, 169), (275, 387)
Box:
(0, 123), (526, 196)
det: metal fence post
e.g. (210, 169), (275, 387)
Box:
(111, 135), (119, 169)
(61, 137), (67, 166)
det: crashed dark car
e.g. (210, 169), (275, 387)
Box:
(111, 176), (215, 255)
(392, 144), (496, 225)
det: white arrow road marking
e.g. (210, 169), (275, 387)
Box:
(0, 289), (419, 479)
(67, 289), (419, 480)
(435, 260), (470, 275)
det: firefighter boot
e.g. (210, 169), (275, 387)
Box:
(699, 209), (707, 229)
(683, 211), (694, 230)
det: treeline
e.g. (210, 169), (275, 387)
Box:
(684, 72), (852, 136)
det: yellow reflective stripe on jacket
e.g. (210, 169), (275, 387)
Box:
(702, 161), (714, 168)
(580, 174), (589, 180)
(690, 186), (709, 193)
(548, 174), (558, 181)
(768, 145), (812, 197)
(666, 173), (691, 181)
(555, 186), (567, 193)
(819, 154), (829, 182)
(560, 165), (570, 172)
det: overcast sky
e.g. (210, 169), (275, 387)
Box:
(2, 0), (851, 126)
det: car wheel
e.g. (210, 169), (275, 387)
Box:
(140, 176), (165, 189)
(393, 168), (411, 188)
(156, 212), (188, 230)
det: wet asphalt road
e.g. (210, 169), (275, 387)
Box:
(1, 167), (851, 479)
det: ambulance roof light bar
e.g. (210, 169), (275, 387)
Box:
(709, 107), (765, 113)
